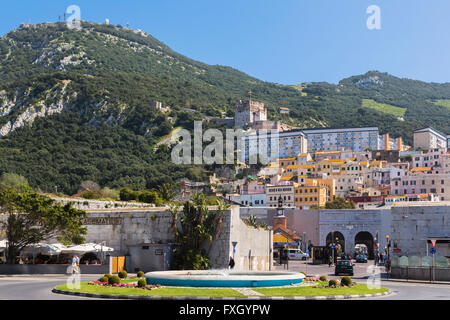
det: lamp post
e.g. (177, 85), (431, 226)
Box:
(331, 231), (335, 266)
(386, 235), (390, 261)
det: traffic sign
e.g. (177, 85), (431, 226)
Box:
(430, 248), (436, 254)
(331, 244), (336, 250)
(430, 239), (437, 248)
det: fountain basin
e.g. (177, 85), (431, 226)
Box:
(145, 270), (305, 287)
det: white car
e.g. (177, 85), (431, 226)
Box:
(287, 249), (308, 260)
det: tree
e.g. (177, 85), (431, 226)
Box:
(0, 188), (88, 264)
(79, 180), (100, 192)
(158, 183), (176, 202)
(137, 190), (163, 206)
(244, 214), (268, 229)
(324, 197), (356, 209)
(0, 173), (29, 192)
(172, 193), (229, 270)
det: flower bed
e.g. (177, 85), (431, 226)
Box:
(88, 280), (162, 290)
(303, 277), (320, 281)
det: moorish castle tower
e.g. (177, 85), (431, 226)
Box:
(234, 99), (267, 128)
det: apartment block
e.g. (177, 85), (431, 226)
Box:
(413, 127), (447, 150)
(302, 127), (379, 153)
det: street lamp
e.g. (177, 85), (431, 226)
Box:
(386, 235), (390, 260)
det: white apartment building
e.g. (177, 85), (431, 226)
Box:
(302, 127), (379, 153)
(413, 127), (447, 150)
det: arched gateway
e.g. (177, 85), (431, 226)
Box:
(354, 231), (375, 259)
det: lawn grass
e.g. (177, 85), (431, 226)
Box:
(56, 281), (388, 298)
(431, 99), (450, 110)
(254, 283), (388, 297)
(362, 99), (407, 117)
(56, 282), (245, 297)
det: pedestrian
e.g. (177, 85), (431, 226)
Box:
(71, 255), (78, 274)
(228, 256), (235, 270)
(328, 255), (333, 267)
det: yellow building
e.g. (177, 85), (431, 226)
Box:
(294, 184), (329, 210)
(285, 164), (316, 177)
(305, 178), (336, 200)
(278, 158), (297, 173)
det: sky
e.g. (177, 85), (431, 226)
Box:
(1, 0), (450, 85)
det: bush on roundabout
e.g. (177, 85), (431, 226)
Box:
(98, 276), (109, 283)
(328, 279), (339, 288)
(108, 275), (121, 285)
(341, 276), (352, 286)
(137, 279), (147, 288)
(319, 276), (327, 282)
(104, 273), (113, 279)
(118, 270), (128, 279)
(137, 271), (145, 278)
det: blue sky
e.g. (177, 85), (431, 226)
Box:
(1, 1), (449, 84)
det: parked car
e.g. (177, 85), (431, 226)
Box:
(335, 259), (354, 276)
(287, 249), (308, 260)
(356, 254), (368, 263)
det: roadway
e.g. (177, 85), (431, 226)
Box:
(0, 263), (448, 300)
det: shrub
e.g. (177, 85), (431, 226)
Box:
(319, 276), (327, 282)
(108, 275), (121, 285)
(341, 276), (352, 286)
(328, 279), (339, 287)
(119, 187), (137, 201)
(98, 276), (108, 283)
(137, 271), (145, 278)
(137, 190), (163, 205)
(118, 270), (128, 279)
(80, 190), (102, 200)
(137, 279), (147, 288)
(104, 273), (113, 279)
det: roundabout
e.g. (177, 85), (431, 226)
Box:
(144, 270), (306, 288)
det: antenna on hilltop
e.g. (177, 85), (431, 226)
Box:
(126, 22), (130, 28)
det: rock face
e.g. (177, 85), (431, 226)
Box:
(0, 80), (72, 137)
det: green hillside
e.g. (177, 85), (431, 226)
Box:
(0, 22), (449, 193)
(362, 99), (407, 117)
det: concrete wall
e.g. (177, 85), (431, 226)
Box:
(0, 263), (110, 275)
(84, 206), (272, 272)
(390, 203), (450, 257)
(391, 267), (450, 281)
(319, 209), (392, 254)
(228, 207), (273, 271)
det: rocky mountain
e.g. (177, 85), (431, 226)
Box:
(0, 22), (449, 194)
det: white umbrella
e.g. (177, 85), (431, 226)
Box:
(0, 239), (7, 252)
(21, 243), (67, 256)
(61, 243), (114, 254)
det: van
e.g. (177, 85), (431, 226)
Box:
(287, 249), (308, 260)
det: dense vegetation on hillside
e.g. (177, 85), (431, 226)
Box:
(0, 113), (201, 195)
(0, 22), (449, 194)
